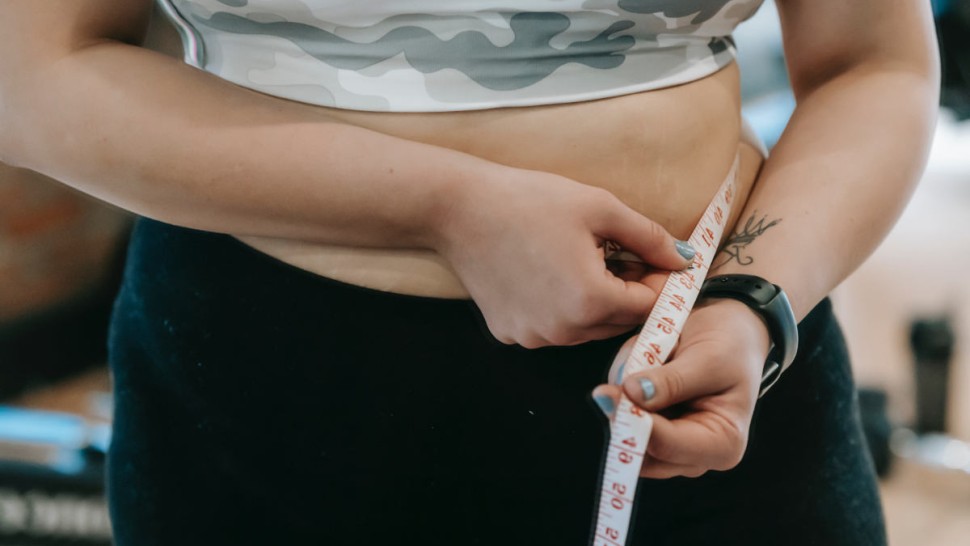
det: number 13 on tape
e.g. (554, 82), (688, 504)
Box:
(590, 159), (737, 546)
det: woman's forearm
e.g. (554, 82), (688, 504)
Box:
(0, 40), (495, 249)
(712, 64), (938, 320)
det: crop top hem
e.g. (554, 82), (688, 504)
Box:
(160, 0), (762, 113)
(205, 57), (737, 113)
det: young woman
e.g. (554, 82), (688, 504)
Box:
(0, 1), (938, 544)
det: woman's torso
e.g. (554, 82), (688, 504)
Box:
(152, 1), (766, 298)
(237, 62), (764, 297)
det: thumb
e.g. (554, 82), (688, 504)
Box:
(607, 335), (637, 385)
(621, 351), (731, 412)
(591, 384), (622, 420)
(592, 200), (695, 271)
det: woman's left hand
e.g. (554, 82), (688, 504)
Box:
(592, 298), (772, 478)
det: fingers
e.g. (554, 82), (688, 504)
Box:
(606, 336), (636, 384)
(645, 412), (749, 472)
(619, 350), (734, 411)
(590, 388), (745, 474)
(529, 266), (657, 347)
(596, 275), (659, 326)
(602, 329), (759, 473)
(500, 324), (639, 349)
(590, 193), (696, 271)
(590, 385), (747, 474)
(618, 353), (749, 470)
(591, 385), (620, 419)
(638, 458), (708, 479)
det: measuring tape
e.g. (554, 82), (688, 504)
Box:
(592, 158), (738, 546)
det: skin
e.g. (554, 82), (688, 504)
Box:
(0, 1), (702, 350)
(0, 0), (939, 481)
(593, 0), (939, 478)
(236, 66), (760, 300)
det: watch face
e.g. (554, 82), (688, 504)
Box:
(704, 275), (778, 304)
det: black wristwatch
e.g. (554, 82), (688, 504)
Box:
(698, 275), (798, 397)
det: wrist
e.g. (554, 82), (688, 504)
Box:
(696, 298), (772, 356)
(698, 274), (799, 396)
(417, 151), (503, 253)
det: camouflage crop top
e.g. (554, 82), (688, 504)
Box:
(158, 0), (764, 112)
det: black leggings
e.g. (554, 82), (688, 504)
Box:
(107, 219), (886, 545)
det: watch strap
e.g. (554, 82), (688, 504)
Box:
(698, 275), (799, 397)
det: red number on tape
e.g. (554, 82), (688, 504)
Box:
(701, 227), (715, 248)
(618, 452), (634, 464)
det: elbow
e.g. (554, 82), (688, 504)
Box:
(908, 44), (942, 147)
(0, 91), (27, 168)
(924, 51), (942, 119)
(910, 28), (942, 120)
(0, 38), (46, 166)
(0, 64), (45, 169)
(0, 56), (81, 171)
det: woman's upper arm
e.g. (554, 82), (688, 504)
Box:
(0, 0), (154, 157)
(774, 0), (939, 97)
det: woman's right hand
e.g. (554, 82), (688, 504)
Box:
(433, 165), (695, 348)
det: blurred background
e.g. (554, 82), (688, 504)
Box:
(1, 2), (968, 544)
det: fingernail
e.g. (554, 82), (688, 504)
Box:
(676, 240), (697, 261)
(614, 362), (626, 385)
(639, 379), (656, 401)
(593, 394), (616, 417)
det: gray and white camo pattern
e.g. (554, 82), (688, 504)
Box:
(160, 0), (764, 111)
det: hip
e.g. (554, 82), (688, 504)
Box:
(106, 220), (881, 544)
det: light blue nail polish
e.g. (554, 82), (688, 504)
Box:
(614, 362), (626, 385)
(594, 394), (615, 417)
(640, 379), (656, 401)
(676, 240), (697, 261)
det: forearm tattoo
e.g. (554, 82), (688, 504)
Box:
(711, 212), (781, 270)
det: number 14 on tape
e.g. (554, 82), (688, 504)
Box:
(590, 160), (737, 546)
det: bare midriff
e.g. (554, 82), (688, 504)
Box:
(236, 62), (764, 299)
